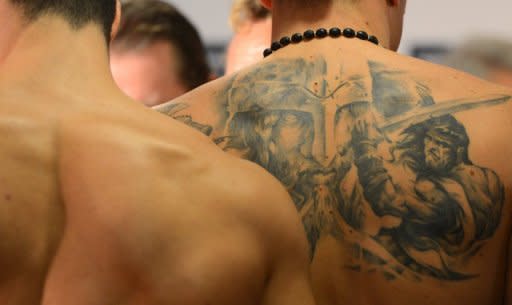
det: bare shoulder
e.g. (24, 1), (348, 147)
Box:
(215, 156), (304, 230)
(369, 52), (512, 176)
(155, 75), (233, 116)
(216, 159), (314, 305)
(214, 157), (309, 259)
(56, 115), (220, 196)
(58, 117), (308, 262)
(395, 52), (512, 97)
(56, 114), (298, 225)
(154, 74), (239, 139)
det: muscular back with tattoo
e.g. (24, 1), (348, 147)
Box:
(0, 1), (314, 304)
(157, 0), (512, 304)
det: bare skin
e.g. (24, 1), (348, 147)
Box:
(226, 17), (272, 75)
(0, 4), (315, 305)
(156, 1), (512, 304)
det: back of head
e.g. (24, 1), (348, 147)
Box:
(112, 0), (211, 91)
(9, 0), (116, 42)
(230, 0), (271, 32)
(269, 0), (360, 17)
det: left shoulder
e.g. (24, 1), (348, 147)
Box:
(155, 74), (234, 115)
(154, 76), (236, 138)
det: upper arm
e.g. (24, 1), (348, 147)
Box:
(260, 188), (315, 305)
(236, 163), (315, 305)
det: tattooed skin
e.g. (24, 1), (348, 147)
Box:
(161, 57), (510, 281)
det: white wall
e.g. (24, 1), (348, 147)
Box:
(167, 0), (233, 44)
(399, 0), (512, 54)
(168, 0), (512, 54)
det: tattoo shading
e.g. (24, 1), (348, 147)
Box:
(158, 103), (213, 136)
(165, 58), (509, 281)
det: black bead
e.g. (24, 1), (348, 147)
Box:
(343, 28), (356, 38)
(368, 35), (379, 45)
(304, 30), (315, 40)
(271, 41), (281, 51)
(329, 27), (342, 38)
(264, 28), (380, 58)
(279, 36), (291, 46)
(291, 33), (303, 43)
(316, 28), (328, 38)
(356, 31), (369, 40)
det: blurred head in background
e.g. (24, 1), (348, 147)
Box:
(110, 0), (211, 107)
(443, 37), (512, 88)
(225, 0), (272, 75)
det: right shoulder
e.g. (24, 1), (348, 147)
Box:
(213, 157), (310, 266)
(397, 53), (512, 97)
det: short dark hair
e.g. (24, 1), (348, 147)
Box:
(9, 0), (117, 43)
(112, 0), (211, 91)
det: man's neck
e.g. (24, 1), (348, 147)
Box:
(271, 2), (393, 50)
(0, 16), (121, 101)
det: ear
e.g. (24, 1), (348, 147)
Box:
(260, 0), (272, 10)
(110, 0), (122, 42)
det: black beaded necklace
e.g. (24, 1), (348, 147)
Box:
(263, 27), (379, 57)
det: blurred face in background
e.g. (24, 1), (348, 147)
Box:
(110, 41), (188, 107)
(110, 0), (211, 107)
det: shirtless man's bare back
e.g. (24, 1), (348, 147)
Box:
(0, 1), (315, 304)
(157, 0), (512, 304)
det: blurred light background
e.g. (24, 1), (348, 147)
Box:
(166, 0), (512, 73)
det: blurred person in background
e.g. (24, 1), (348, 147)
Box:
(225, 0), (272, 74)
(110, 0), (211, 106)
(443, 37), (512, 87)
